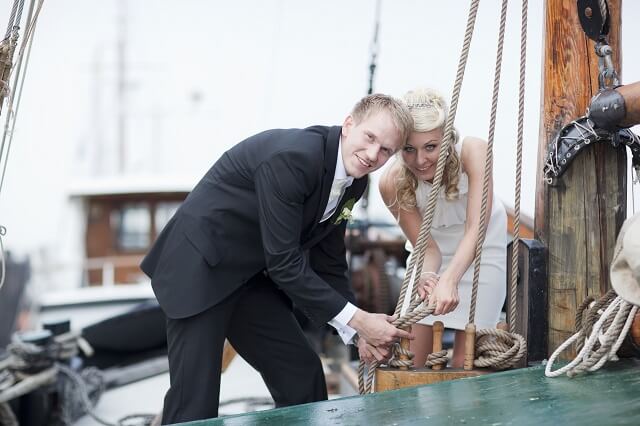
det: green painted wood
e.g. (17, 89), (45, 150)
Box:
(178, 360), (640, 425)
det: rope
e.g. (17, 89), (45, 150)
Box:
(463, 0), (527, 370)
(474, 328), (526, 370)
(575, 295), (595, 352)
(0, 331), (155, 425)
(0, 366), (57, 403)
(0, 226), (6, 292)
(469, 0), (508, 324)
(598, 0), (608, 25)
(3, 0), (24, 40)
(0, 0), (43, 292)
(545, 292), (638, 378)
(357, 0), (530, 392)
(424, 350), (448, 368)
(393, 0), (480, 323)
(366, 0), (381, 95)
(358, 0), (480, 394)
(359, 301), (437, 393)
(0, 0), (44, 197)
(508, 0), (528, 334)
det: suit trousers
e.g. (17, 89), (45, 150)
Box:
(161, 272), (328, 424)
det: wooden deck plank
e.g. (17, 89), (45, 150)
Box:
(178, 360), (640, 425)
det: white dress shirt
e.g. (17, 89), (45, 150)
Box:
(323, 138), (358, 344)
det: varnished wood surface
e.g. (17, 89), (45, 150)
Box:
(618, 81), (640, 127)
(374, 367), (487, 391)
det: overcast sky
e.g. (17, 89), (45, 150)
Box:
(0, 1), (638, 260)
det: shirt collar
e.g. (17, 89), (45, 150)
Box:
(336, 137), (354, 186)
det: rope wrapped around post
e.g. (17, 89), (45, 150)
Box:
(358, 300), (437, 394)
(424, 351), (449, 368)
(545, 290), (638, 378)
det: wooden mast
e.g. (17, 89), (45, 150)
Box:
(534, 0), (625, 359)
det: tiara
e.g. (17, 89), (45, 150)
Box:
(407, 101), (435, 109)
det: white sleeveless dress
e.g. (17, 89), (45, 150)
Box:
(400, 142), (507, 330)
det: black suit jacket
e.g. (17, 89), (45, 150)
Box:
(141, 125), (367, 324)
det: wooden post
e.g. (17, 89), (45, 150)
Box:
(506, 239), (548, 364)
(463, 323), (476, 371)
(399, 327), (412, 370)
(534, 0), (625, 360)
(431, 321), (445, 370)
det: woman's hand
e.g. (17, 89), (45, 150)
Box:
(357, 336), (393, 365)
(430, 275), (460, 316)
(417, 272), (439, 301)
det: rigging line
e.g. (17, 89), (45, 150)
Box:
(469, 0), (509, 324)
(367, 0), (382, 95)
(509, 0), (528, 333)
(598, 0), (608, 25)
(0, 227), (5, 292)
(3, 0), (21, 40)
(632, 155), (637, 214)
(395, 0), (481, 318)
(0, 0), (42, 199)
(0, 0), (40, 293)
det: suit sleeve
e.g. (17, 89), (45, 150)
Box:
(254, 155), (348, 325)
(308, 220), (356, 305)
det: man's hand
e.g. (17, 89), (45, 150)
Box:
(357, 337), (393, 365)
(348, 309), (413, 347)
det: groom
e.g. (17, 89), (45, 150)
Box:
(141, 93), (414, 423)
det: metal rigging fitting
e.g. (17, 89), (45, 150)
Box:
(577, 0), (610, 41)
(594, 40), (619, 89)
(543, 1), (640, 185)
(543, 116), (640, 185)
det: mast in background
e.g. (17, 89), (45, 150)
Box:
(116, 0), (127, 174)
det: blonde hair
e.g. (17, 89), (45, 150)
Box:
(395, 88), (461, 210)
(351, 93), (414, 144)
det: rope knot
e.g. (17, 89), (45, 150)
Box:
(388, 342), (414, 369)
(425, 350), (449, 368)
(474, 328), (526, 370)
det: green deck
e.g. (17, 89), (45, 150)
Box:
(180, 360), (640, 425)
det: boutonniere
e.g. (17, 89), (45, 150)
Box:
(334, 198), (356, 225)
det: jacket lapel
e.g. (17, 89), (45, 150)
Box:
(330, 176), (368, 223)
(301, 175), (368, 250)
(311, 125), (342, 226)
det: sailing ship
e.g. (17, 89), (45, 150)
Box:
(1, 1), (639, 425)
(160, 0), (640, 423)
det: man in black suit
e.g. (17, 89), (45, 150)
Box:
(141, 93), (414, 423)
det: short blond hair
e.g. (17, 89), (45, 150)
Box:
(396, 88), (461, 210)
(351, 93), (414, 144)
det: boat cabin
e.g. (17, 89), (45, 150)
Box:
(68, 177), (193, 286)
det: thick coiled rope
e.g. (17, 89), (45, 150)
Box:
(474, 328), (526, 370)
(545, 290), (638, 378)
